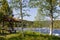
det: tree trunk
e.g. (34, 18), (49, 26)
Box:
(49, 0), (53, 35)
(20, 0), (24, 38)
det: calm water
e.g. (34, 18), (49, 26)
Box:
(15, 27), (60, 35)
(33, 28), (60, 35)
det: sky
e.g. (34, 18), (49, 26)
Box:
(7, 0), (37, 21)
(7, 0), (60, 21)
(13, 8), (37, 21)
(23, 8), (37, 21)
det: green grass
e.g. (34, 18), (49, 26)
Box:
(0, 31), (60, 40)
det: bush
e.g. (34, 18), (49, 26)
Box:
(8, 37), (19, 40)
(0, 37), (6, 40)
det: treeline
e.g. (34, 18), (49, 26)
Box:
(32, 20), (60, 29)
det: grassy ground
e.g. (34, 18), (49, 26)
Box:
(0, 31), (60, 40)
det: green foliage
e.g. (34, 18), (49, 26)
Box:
(33, 20), (60, 29)
(33, 21), (42, 28)
(9, 0), (30, 18)
(0, 0), (12, 22)
(0, 12), (3, 22)
(8, 37), (19, 40)
(0, 32), (60, 40)
(0, 37), (6, 40)
(29, 0), (60, 20)
(0, 0), (12, 15)
(29, 0), (60, 35)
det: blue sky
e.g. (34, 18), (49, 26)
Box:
(7, 0), (37, 21)
(23, 8), (37, 21)
(7, 0), (60, 21)
(13, 8), (37, 21)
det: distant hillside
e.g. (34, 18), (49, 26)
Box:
(33, 20), (60, 29)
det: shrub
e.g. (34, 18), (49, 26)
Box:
(0, 37), (6, 40)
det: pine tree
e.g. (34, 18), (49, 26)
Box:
(0, 0), (12, 34)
